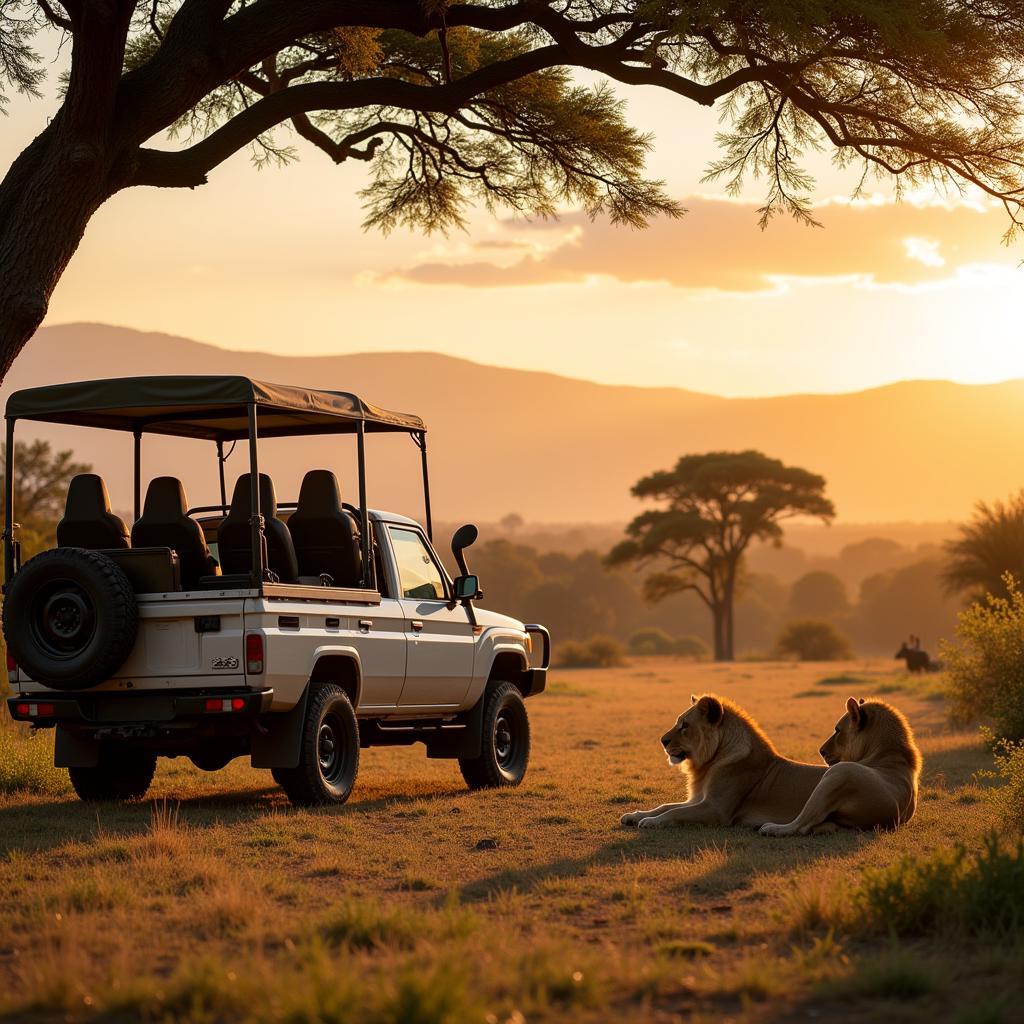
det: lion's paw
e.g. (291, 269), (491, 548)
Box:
(637, 817), (661, 830)
(758, 822), (790, 837)
(620, 811), (643, 827)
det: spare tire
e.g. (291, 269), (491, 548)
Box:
(2, 547), (138, 690)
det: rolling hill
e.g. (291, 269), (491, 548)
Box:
(1, 323), (1019, 527)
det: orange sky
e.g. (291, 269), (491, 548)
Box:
(3, 60), (1023, 397)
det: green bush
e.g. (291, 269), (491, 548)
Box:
(978, 734), (1024, 832)
(556, 635), (626, 669)
(942, 575), (1024, 740)
(628, 628), (675, 656)
(672, 634), (709, 660)
(855, 834), (1024, 939)
(0, 720), (67, 796)
(627, 629), (708, 659)
(774, 620), (853, 661)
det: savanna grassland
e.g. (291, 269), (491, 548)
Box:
(0, 660), (1017, 1024)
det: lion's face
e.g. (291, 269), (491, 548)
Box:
(661, 695), (724, 769)
(819, 697), (870, 765)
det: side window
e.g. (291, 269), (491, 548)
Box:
(389, 528), (446, 601)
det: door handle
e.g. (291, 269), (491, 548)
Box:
(359, 619), (373, 632)
(411, 620), (424, 632)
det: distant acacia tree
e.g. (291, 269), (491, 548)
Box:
(608, 451), (835, 661)
(943, 493), (1024, 600)
(2, 3), (1024, 378)
(0, 440), (90, 558)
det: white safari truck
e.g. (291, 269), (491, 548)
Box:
(2, 376), (549, 806)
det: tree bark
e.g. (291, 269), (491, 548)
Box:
(0, 129), (113, 381)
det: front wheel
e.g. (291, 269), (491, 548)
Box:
(68, 745), (157, 802)
(275, 685), (359, 807)
(459, 681), (530, 790)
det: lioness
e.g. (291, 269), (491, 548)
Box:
(759, 697), (921, 837)
(620, 694), (828, 830)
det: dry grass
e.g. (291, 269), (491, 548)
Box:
(0, 658), (1015, 1023)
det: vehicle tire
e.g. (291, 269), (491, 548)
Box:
(2, 547), (138, 690)
(275, 685), (359, 807)
(68, 745), (157, 802)
(459, 681), (530, 790)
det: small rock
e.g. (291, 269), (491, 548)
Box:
(450, 806), (462, 814)
(475, 838), (499, 850)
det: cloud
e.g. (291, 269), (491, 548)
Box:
(383, 196), (1017, 293)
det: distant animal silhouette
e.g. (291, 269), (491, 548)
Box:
(896, 644), (940, 673)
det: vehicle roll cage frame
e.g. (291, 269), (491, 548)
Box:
(3, 376), (432, 593)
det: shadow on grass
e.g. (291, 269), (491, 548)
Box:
(0, 776), (463, 855)
(459, 822), (872, 902)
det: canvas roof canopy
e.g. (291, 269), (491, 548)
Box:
(5, 375), (425, 440)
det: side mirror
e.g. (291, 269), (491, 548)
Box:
(453, 574), (479, 601)
(451, 523), (478, 576)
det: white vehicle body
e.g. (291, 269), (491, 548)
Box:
(3, 375), (548, 802)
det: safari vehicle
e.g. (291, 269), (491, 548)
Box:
(2, 376), (549, 806)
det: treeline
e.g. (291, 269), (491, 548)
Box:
(471, 537), (962, 657)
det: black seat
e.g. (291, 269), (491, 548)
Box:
(131, 477), (217, 590)
(217, 473), (298, 583)
(56, 474), (130, 550)
(288, 470), (363, 587)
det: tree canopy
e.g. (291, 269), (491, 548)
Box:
(1, 1), (1024, 376)
(608, 450), (835, 659)
(943, 492), (1024, 600)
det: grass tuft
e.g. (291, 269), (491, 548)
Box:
(0, 721), (67, 796)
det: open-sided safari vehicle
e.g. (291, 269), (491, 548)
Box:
(2, 376), (549, 806)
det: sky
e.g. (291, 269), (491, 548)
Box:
(3, 45), (1024, 398)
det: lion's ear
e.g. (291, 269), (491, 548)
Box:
(698, 695), (724, 725)
(846, 696), (865, 728)
(691, 694), (698, 706)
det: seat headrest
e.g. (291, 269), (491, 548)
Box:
(229, 473), (278, 517)
(64, 474), (115, 520)
(297, 470), (343, 515)
(142, 476), (189, 519)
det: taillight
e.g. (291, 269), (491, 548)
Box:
(37, 703), (54, 716)
(15, 702), (29, 716)
(245, 633), (264, 674)
(204, 696), (249, 713)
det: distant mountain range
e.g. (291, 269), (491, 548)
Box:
(1, 323), (1018, 527)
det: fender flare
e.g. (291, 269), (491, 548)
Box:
(251, 647), (362, 769)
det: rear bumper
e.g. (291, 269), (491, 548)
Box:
(7, 689), (274, 727)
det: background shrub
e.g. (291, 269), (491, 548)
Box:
(774, 620), (853, 661)
(556, 635), (626, 669)
(978, 735), (1024, 832)
(672, 634), (709, 660)
(942, 576), (1024, 740)
(627, 630), (708, 660)
(628, 628), (675, 656)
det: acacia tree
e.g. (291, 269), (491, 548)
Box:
(607, 451), (835, 660)
(1, 2), (1024, 379)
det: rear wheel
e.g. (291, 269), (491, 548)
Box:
(275, 685), (359, 807)
(459, 681), (530, 790)
(68, 745), (157, 802)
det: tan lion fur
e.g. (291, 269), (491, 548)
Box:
(619, 694), (829, 830)
(759, 696), (921, 837)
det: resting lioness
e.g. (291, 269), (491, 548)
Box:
(620, 694), (828, 830)
(759, 697), (921, 836)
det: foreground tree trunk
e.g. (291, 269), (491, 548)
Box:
(0, 130), (112, 380)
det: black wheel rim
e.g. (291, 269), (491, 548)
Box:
(318, 712), (346, 785)
(30, 579), (96, 658)
(493, 705), (526, 779)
